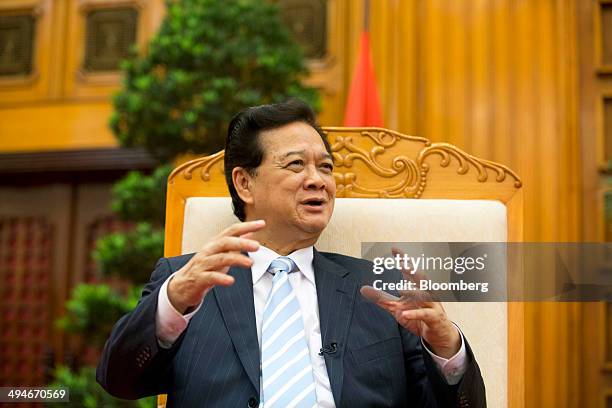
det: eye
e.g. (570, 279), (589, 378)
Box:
(320, 162), (334, 172)
(286, 160), (304, 169)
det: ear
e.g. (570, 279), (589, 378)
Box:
(232, 167), (255, 205)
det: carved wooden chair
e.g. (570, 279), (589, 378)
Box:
(158, 127), (524, 408)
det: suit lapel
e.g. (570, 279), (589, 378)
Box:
(313, 249), (359, 407)
(213, 265), (260, 394)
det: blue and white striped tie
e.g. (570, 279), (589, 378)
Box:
(261, 257), (317, 408)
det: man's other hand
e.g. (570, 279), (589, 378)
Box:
(366, 248), (461, 359)
(167, 220), (265, 314)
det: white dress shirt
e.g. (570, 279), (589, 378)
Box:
(156, 246), (468, 407)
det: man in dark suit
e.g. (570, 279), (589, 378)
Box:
(97, 99), (486, 407)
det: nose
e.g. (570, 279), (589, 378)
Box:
(304, 165), (326, 190)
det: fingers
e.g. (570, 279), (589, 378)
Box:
(377, 299), (418, 314)
(400, 308), (437, 322)
(168, 221), (265, 311)
(399, 290), (440, 307)
(218, 220), (266, 239)
(399, 307), (450, 332)
(383, 302), (444, 327)
(200, 272), (235, 287)
(378, 297), (445, 319)
(202, 236), (260, 256)
(201, 252), (254, 271)
(240, 232), (256, 240)
(360, 286), (400, 303)
(390, 247), (442, 304)
(186, 220), (266, 288)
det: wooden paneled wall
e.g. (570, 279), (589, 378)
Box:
(0, 0), (166, 152)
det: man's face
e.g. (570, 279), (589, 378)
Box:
(246, 121), (336, 242)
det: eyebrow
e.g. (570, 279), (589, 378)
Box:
(279, 150), (305, 160)
(278, 151), (333, 161)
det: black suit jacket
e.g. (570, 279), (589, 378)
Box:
(97, 249), (486, 407)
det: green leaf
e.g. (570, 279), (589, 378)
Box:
(56, 284), (142, 346)
(93, 222), (164, 284)
(111, 165), (171, 225)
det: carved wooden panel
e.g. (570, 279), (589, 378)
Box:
(62, 0), (162, 99)
(0, 0), (57, 105)
(327, 128), (521, 198)
(0, 13), (35, 76)
(83, 7), (137, 72)
(0, 217), (53, 387)
(600, 2), (612, 69)
(605, 97), (612, 164)
(173, 128), (522, 199)
(279, 0), (327, 59)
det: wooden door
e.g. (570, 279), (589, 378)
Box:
(0, 185), (71, 386)
(0, 181), (125, 386)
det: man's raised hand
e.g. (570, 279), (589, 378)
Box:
(167, 220), (265, 314)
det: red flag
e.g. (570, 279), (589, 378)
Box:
(343, 31), (384, 127)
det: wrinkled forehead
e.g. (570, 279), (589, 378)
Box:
(258, 122), (329, 160)
(274, 149), (333, 163)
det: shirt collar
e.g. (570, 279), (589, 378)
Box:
(248, 244), (315, 285)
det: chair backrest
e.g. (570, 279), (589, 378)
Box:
(161, 127), (524, 408)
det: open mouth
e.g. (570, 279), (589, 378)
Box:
(301, 198), (326, 208)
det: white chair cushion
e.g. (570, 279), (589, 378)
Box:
(182, 197), (508, 407)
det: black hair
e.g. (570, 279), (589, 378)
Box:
(224, 98), (331, 221)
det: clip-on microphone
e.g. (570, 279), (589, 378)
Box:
(319, 342), (338, 356)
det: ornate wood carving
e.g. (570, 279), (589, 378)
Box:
(0, 12), (35, 76)
(169, 127), (523, 199)
(599, 3), (612, 68)
(176, 150), (225, 182)
(328, 128), (521, 198)
(605, 97), (612, 163)
(417, 143), (523, 187)
(329, 129), (427, 198)
(83, 7), (137, 72)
